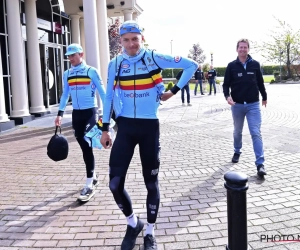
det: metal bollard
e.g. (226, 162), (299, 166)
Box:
(224, 171), (249, 250)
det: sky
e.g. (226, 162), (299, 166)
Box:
(137, 0), (300, 67)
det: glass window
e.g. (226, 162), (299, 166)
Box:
(53, 12), (61, 23)
(67, 33), (71, 46)
(21, 25), (26, 40)
(55, 48), (63, 98)
(3, 76), (11, 115)
(49, 31), (54, 43)
(0, 34), (8, 76)
(64, 60), (69, 73)
(62, 30), (69, 46)
(62, 45), (67, 56)
(63, 19), (70, 46)
(36, 0), (51, 21)
(58, 0), (65, 12)
(38, 30), (49, 42)
(55, 33), (62, 45)
(61, 16), (69, 27)
(52, 5), (60, 14)
(20, 0), (25, 13)
(0, 0), (5, 34)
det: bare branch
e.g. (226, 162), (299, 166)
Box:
(187, 43), (206, 64)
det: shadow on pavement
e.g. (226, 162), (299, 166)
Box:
(248, 175), (266, 185)
(0, 191), (81, 245)
(0, 126), (73, 144)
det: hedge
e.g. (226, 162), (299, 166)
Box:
(161, 65), (282, 78)
(161, 69), (183, 78)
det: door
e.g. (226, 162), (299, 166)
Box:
(39, 43), (64, 107)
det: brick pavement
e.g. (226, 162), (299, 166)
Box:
(0, 83), (300, 249)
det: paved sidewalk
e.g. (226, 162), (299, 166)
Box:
(0, 83), (300, 249)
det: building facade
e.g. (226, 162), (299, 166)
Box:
(0, 0), (143, 131)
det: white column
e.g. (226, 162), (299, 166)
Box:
(123, 9), (133, 21)
(83, 0), (100, 69)
(133, 13), (139, 21)
(0, 44), (9, 122)
(83, 0), (102, 109)
(79, 18), (86, 60)
(6, 0), (30, 117)
(25, 0), (46, 114)
(96, 0), (110, 88)
(70, 14), (81, 44)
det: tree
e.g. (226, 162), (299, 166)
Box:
(187, 43), (206, 64)
(108, 20), (147, 58)
(253, 17), (300, 78)
(202, 63), (210, 72)
(108, 18), (122, 59)
(202, 63), (210, 80)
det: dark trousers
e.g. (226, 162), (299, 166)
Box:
(195, 80), (204, 94)
(181, 84), (190, 103)
(209, 79), (216, 94)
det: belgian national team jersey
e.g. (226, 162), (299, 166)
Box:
(102, 50), (198, 123)
(58, 62), (106, 114)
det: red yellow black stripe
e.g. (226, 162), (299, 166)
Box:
(68, 77), (91, 86)
(114, 70), (163, 90)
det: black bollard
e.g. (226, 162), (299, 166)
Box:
(224, 171), (249, 250)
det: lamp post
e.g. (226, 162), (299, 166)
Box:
(171, 40), (174, 78)
(210, 51), (213, 67)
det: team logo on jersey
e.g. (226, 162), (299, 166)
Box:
(91, 83), (96, 89)
(155, 55), (171, 62)
(71, 86), (86, 91)
(174, 56), (182, 63)
(122, 64), (130, 69)
(124, 92), (150, 98)
(122, 69), (131, 73)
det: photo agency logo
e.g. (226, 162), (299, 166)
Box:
(261, 234), (300, 243)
